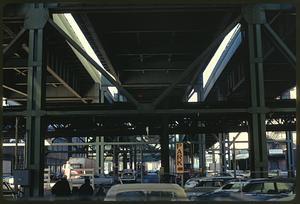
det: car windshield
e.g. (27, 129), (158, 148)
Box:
(186, 179), (199, 186)
(148, 191), (176, 201)
(70, 164), (82, 169)
(199, 181), (223, 187)
(223, 182), (243, 190)
(116, 191), (145, 201)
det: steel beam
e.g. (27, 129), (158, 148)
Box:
(219, 133), (226, 174)
(3, 28), (26, 57)
(198, 133), (206, 176)
(46, 66), (87, 103)
(263, 23), (296, 69)
(22, 44), (87, 103)
(48, 18), (140, 107)
(3, 106), (296, 117)
(245, 8), (268, 178)
(286, 131), (295, 177)
(23, 4), (48, 197)
(160, 117), (170, 182)
(3, 85), (27, 96)
(100, 136), (105, 174)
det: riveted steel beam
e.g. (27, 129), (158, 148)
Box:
(244, 5), (268, 178)
(3, 28), (27, 57)
(263, 23), (296, 69)
(23, 3), (48, 197)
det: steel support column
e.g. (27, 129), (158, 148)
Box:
(67, 137), (73, 158)
(244, 5), (268, 178)
(133, 146), (137, 171)
(122, 148), (127, 170)
(160, 117), (170, 182)
(286, 131), (295, 177)
(100, 136), (105, 175)
(225, 133), (231, 170)
(113, 146), (119, 177)
(198, 133), (206, 176)
(96, 136), (100, 174)
(219, 133), (226, 174)
(24, 4), (48, 197)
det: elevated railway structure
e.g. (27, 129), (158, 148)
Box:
(2, 2), (297, 197)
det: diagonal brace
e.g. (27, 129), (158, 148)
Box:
(263, 23), (296, 69)
(3, 28), (27, 56)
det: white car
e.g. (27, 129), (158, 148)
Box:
(104, 183), (189, 201)
(214, 181), (248, 192)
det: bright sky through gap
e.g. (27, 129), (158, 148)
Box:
(64, 13), (118, 94)
(203, 23), (241, 87)
(64, 13), (103, 69)
(188, 91), (198, 102)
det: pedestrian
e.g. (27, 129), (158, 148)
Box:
(78, 178), (94, 197)
(72, 186), (79, 197)
(51, 176), (71, 197)
(95, 186), (106, 200)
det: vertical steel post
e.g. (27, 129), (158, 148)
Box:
(286, 131), (295, 177)
(140, 145), (144, 183)
(100, 136), (105, 175)
(67, 137), (72, 158)
(243, 5), (268, 178)
(226, 134), (231, 170)
(96, 136), (100, 174)
(14, 117), (19, 169)
(219, 133), (226, 174)
(160, 117), (170, 182)
(122, 148), (127, 170)
(133, 146), (137, 170)
(198, 133), (206, 176)
(24, 4), (48, 197)
(233, 140), (237, 178)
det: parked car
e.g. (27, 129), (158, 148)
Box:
(190, 180), (248, 201)
(70, 174), (114, 187)
(104, 183), (188, 201)
(184, 176), (234, 198)
(241, 178), (295, 201)
(120, 169), (136, 182)
(214, 180), (248, 192)
(269, 194), (295, 201)
(191, 178), (295, 201)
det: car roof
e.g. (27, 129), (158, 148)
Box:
(247, 178), (295, 183)
(107, 183), (186, 197)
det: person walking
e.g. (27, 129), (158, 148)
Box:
(51, 176), (71, 197)
(78, 178), (94, 197)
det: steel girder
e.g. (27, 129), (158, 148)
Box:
(243, 5), (268, 178)
(262, 23), (296, 69)
(23, 4), (48, 197)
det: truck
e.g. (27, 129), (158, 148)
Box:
(62, 157), (115, 187)
(62, 157), (98, 179)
